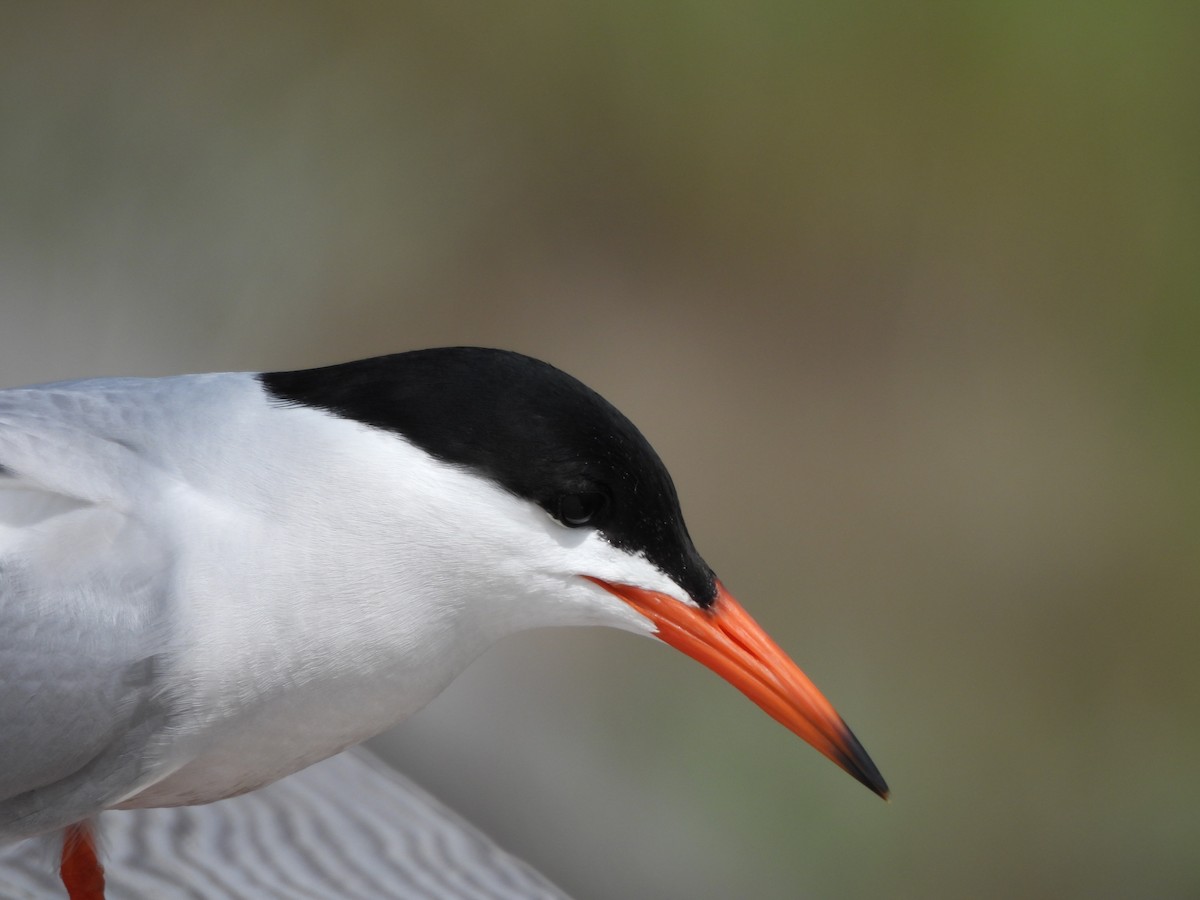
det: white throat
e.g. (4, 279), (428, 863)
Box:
(125, 390), (681, 807)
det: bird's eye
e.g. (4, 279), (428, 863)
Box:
(557, 492), (607, 527)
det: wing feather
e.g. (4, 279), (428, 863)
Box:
(0, 404), (175, 841)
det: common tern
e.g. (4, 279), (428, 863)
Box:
(0, 348), (887, 898)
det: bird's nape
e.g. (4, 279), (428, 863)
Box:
(588, 577), (889, 799)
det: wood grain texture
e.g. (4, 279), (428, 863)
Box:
(0, 749), (571, 899)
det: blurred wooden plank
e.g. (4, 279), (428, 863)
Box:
(0, 748), (570, 899)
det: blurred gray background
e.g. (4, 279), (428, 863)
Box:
(3, 4), (1197, 898)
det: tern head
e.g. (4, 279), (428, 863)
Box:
(263, 348), (887, 798)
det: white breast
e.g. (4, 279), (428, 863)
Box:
(1, 371), (669, 825)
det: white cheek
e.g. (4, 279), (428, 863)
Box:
(271, 415), (693, 640)
(564, 527), (691, 602)
(413, 481), (693, 636)
(496, 522), (698, 636)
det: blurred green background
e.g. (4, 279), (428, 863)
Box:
(3, 3), (1198, 898)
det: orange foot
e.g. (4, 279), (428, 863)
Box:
(60, 821), (105, 900)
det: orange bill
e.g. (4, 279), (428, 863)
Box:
(588, 577), (888, 799)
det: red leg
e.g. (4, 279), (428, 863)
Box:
(60, 821), (105, 900)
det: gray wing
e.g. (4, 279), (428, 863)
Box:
(0, 398), (176, 843)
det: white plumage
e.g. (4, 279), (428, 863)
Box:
(0, 372), (672, 841)
(0, 350), (886, 899)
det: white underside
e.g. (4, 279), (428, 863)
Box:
(0, 372), (683, 837)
